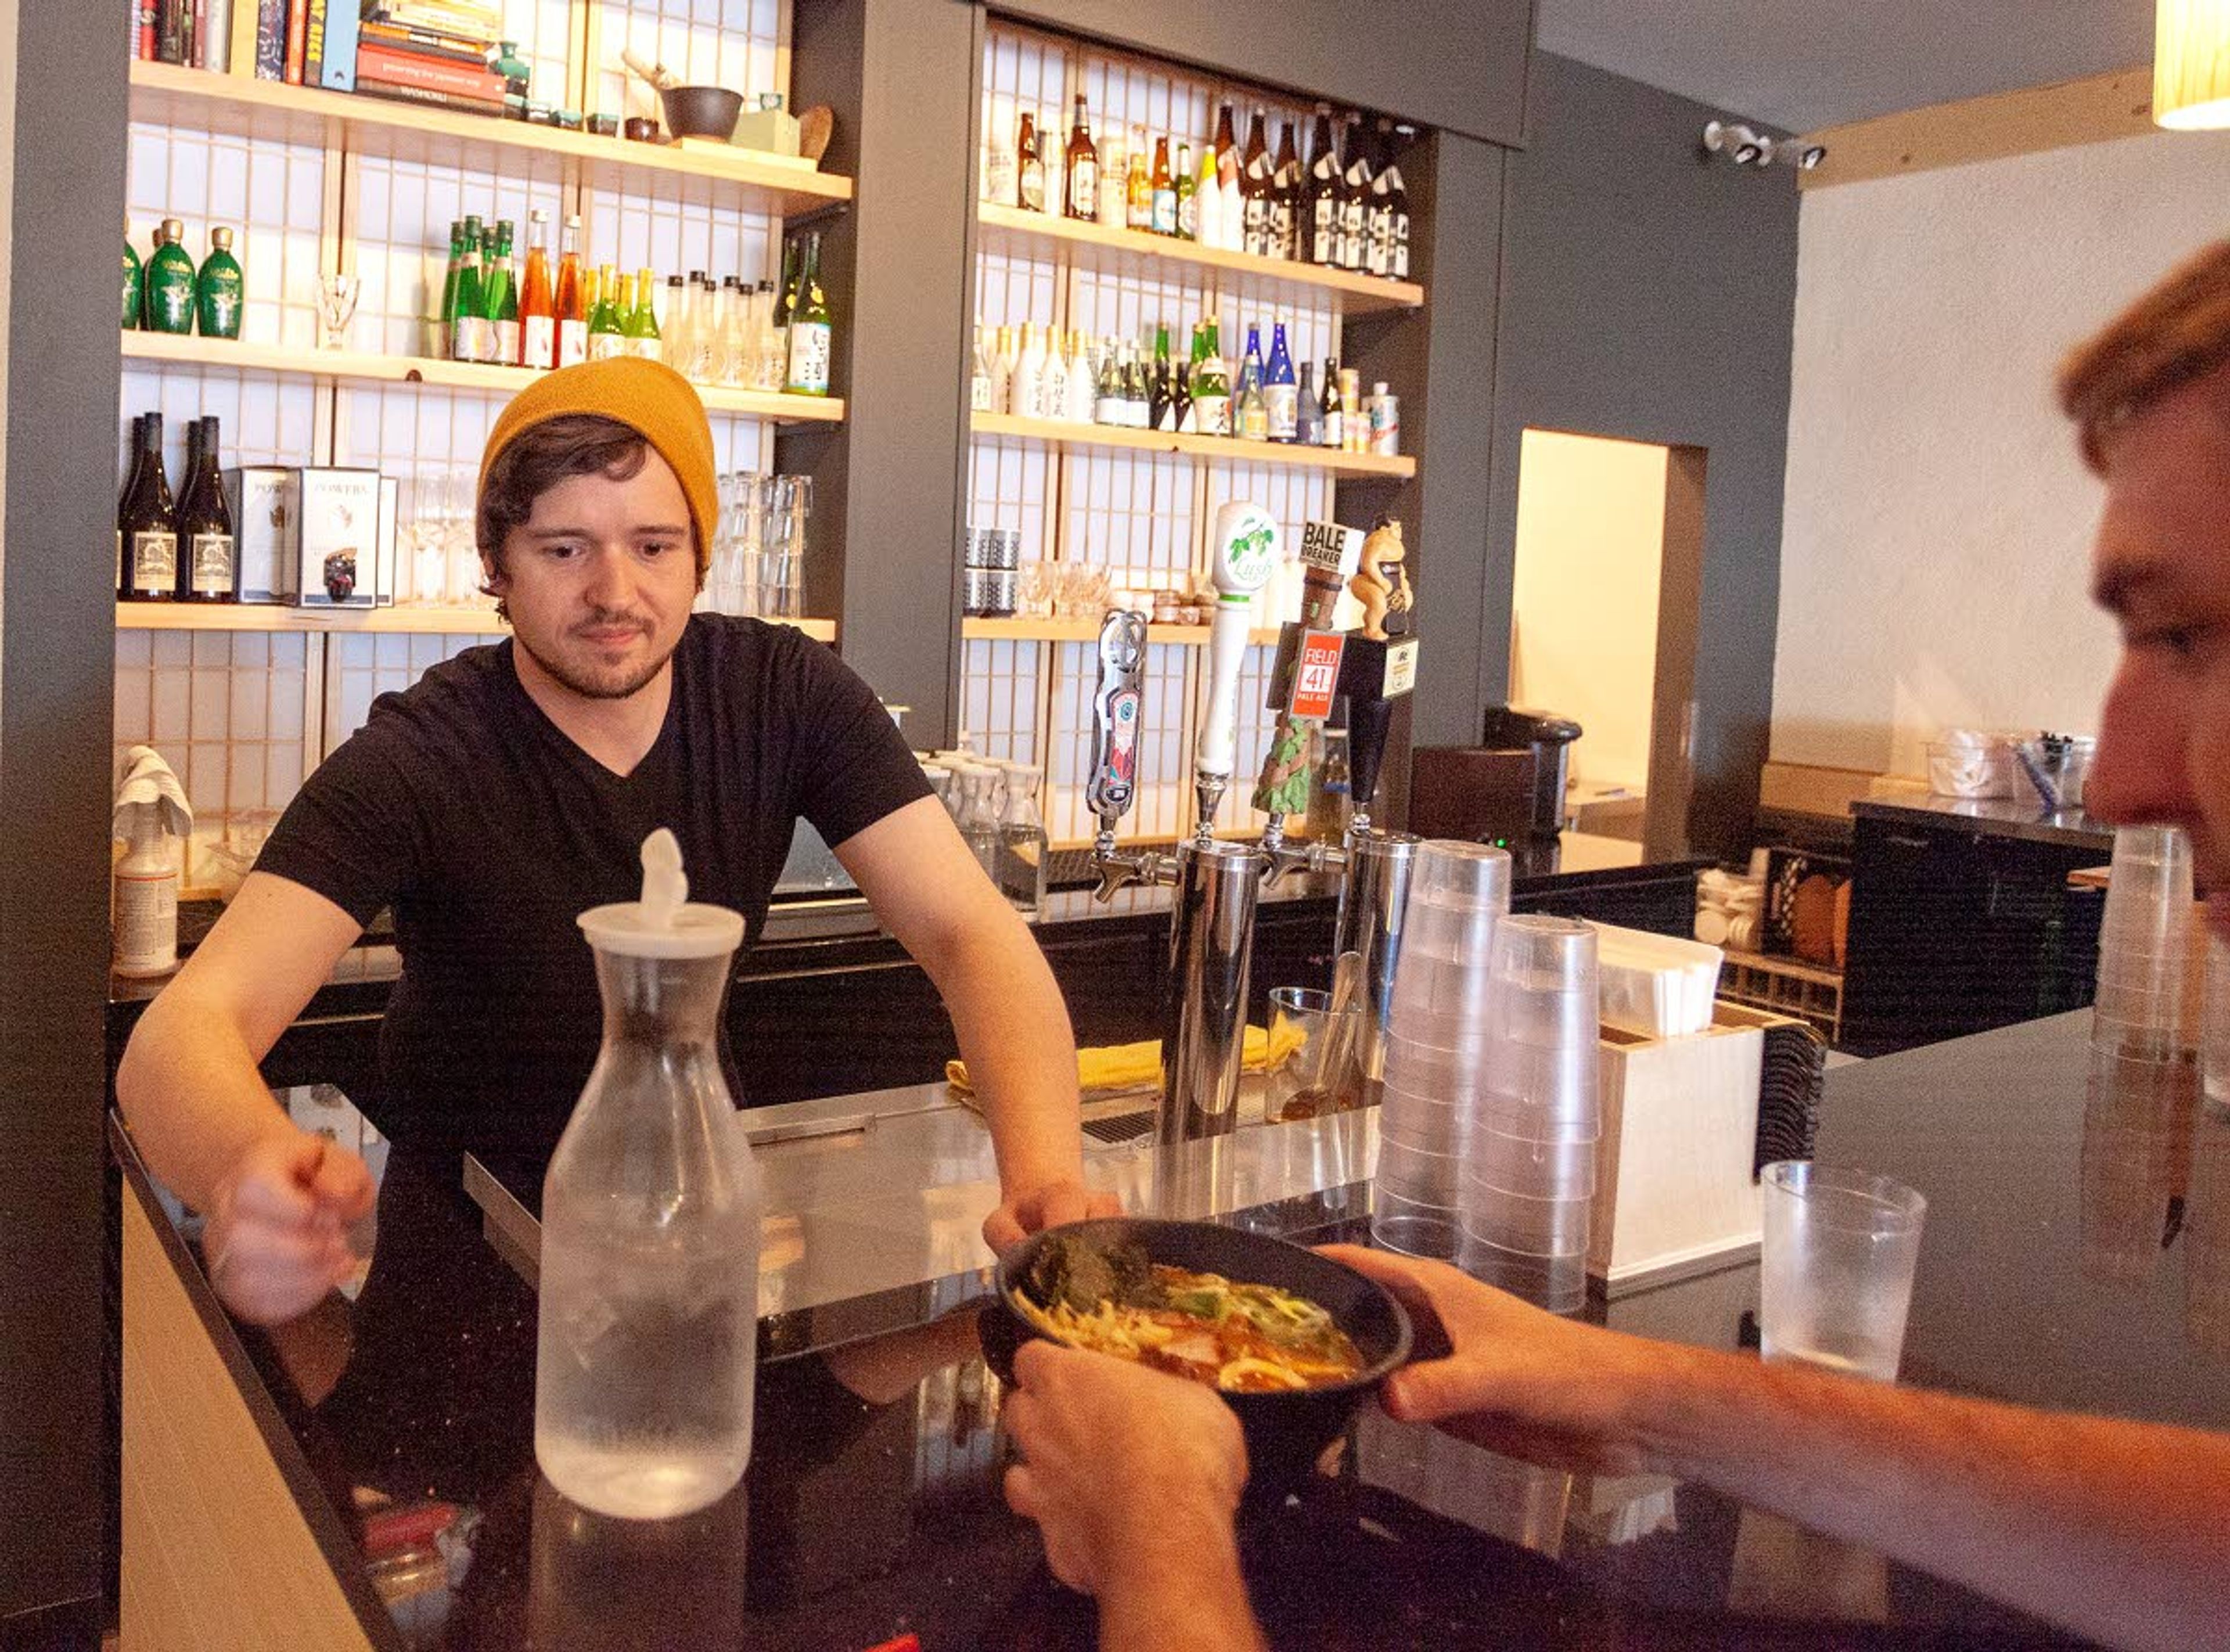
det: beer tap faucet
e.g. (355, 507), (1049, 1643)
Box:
(1192, 502), (1283, 839)
(1087, 609), (1178, 900)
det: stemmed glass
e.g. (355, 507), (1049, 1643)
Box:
(313, 273), (361, 351)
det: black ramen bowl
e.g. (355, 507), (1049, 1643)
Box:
(983, 1217), (1413, 1489)
(659, 84), (743, 142)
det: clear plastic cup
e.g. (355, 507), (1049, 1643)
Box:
(1399, 897), (1504, 969)
(1410, 838), (1513, 912)
(1459, 1183), (1592, 1255)
(1490, 983), (1601, 1053)
(1381, 1028), (1493, 1098)
(2099, 825), (2195, 953)
(1265, 985), (1367, 1122)
(1391, 945), (1498, 1025)
(1376, 1132), (1464, 1204)
(1465, 1118), (1598, 1197)
(1456, 1233), (1586, 1313)
(1385, 998), (1499, 1060)
(1491, 913), (1600, 990)
(1371, 1182), (1461, 1259)
(2207, 932), (2230, 1112)
(1758, 1162), (1926, 1381)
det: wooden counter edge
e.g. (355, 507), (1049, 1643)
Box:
(117, 1126), (389, 1652)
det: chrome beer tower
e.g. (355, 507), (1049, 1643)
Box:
(1089, 513), (1420, 1143)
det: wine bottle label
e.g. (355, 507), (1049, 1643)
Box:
(557, 318), (588, 369)
(1312, 201), (1336, 264)
(199, 271), (244, 338)
(189, 532), (234, 596)
(1323, 411), (1344, 449)
(1152, 190), (1177, 235)
(1069, 160), (1096, 217)
(450, 315), (492, 364)
(1020, 161), (1045, 212)
(152, 277), (195, 333)
(786, 321), (832, 394)
(495, 318), (521, 363)
(1178, 194), (1197, 239)
(524, 315), (556, 369)
(588, 330), (625, 363)
(131, 530), (177, 587)
(1266, 385), (1298, 440)
(1394, 222), (1411, 280)
(1193, 393), (1231, 437)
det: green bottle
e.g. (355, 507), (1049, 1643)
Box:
(449, 216), (486, 363)
(1189, 314), (1229, 435)
(784, 232), (832, 395)
(436, 220), (464, 358)
(587, 262), (625, 360)
(145, 218), (198, 336)
(623, 265), (660, 358)
(485, 219), (519, 365)
(196, 227), (244, 339)
(123, 222), (142, 332)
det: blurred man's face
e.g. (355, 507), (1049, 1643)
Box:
(2084, 363), (2230, 935)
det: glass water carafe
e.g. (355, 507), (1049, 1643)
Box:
(535, 910), (760, 1522)
(955, 762), (1003, 884)
(996, 762), (1049, 915)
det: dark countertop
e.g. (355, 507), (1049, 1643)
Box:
(1850, 794), (2117, 855)
(114, 1008), (2230, 1650)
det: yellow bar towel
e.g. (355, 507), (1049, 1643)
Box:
(945, 1020), (1307, 1097)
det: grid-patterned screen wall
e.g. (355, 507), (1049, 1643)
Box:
(122, 2), (786, 891)
(970, 20), (1345, 847)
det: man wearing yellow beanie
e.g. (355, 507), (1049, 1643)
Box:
(119, 359), (1112, 1331)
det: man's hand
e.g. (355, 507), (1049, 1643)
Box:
(1002, 1340), (1249, 1599)
(984, 1177), (1122, 1253)
(1321, 1244), (1672, 1475)
(206, 1131), (376, 1326)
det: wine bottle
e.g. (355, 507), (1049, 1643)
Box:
(1174, 142), (1196, 241)
(1296, 361), (1323, 447)
(785, 232), (832, 395)
(116, 413), (148, 597)
(178, 416), (236, 603)
(123, 220), (142, 332)
(1304, 106), (1339, 266)
(625, 265), (661, 360)
(1191, 316), (1231, 436)
(1064, 93), (1098, 222)
(486, 219), (520, 365)
(1365, 120), (1395, 278)
(145, 219), (198, 335)
(1127, 125), (1153, 232)
(449, 215), (486, 363)
(1240, 108), (1272, 258)
(1150, 137), (1177, 237)
(1319, 357), (1345, 449)
(1339, 117), (1373, 272)
(1265, 322), (1298, 441)
(196, 227), (244, 339)
(588, 264), (626, 361)
(1148, 322), (1173, 432)
(520, 209), (555, 369)
(554, 214), (588, 369)
(1017, 110), (1045, 211)
(1387, 124), (1416, 280)
(121, 412), (178, 603)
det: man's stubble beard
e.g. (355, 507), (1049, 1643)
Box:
(514, 625), (678, 701)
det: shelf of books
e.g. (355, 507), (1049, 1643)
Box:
(117, 603), (838, 642)
(128, 59), (853, 219)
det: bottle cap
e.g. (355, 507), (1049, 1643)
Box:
(211, 228), (233, 250)
(161, 217), (184, 239)
(577, 829), (744, 959)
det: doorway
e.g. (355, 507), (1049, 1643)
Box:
(1508, 429), (1706, 855)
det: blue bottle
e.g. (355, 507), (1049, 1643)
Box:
(1236, 323), (1269, 440)
(1265, 322), (1298, 441)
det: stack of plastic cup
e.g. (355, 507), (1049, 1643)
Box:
(1456, 915), (1600, 1313)
(1371, 841), (1511, 1260)
(2093, 825), (2199, 1060)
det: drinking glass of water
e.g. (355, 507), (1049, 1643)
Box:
(1758, 1161), (1926, 1381)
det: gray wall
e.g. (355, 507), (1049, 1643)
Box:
(0, 2), (126, 1637)
(992, 0), (1535, 146)
(1480, 52), (1797, 854)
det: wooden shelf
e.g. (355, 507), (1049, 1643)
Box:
(118, 603), (837, 642)
(129, 60), (853, 217)
(962, 616), (1281, 647)
(122, 332), (846, 424)
(970, 411), (1415, 479)
(977, 203), (1423, 315)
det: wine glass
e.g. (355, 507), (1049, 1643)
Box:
(313, 273), (361, 351)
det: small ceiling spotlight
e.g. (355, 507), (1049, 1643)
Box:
(1702, 120), (1770, 166)
(1702, 121), (1827, 172)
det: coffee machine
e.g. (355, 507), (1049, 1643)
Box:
(1408, 707), (1581, 874)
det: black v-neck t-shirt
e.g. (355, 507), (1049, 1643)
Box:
(255, 616), (930, 1161)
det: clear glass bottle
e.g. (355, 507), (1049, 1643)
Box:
(996, 762), (1050, 915)
(955, 764), (1003, 883)
(536, 833), (760, 1523)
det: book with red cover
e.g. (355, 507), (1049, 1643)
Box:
(353, 77), (505, 117)
(282, 0), (306, 83)
(355, 41), (505, 100)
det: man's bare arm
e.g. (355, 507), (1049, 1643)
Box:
(836, 797), (1113, 1248)
(117, 872), (375, 1323)
(1331, 1247), (2230, 1652)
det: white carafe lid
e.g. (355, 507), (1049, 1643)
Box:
(578, 827), (745, 959)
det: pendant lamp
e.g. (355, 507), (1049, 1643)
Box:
(2156, 0), (2230, 129)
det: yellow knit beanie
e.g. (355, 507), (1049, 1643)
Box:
(478, 357), (720, 573)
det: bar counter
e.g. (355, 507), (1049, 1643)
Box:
(116, 1009), (2230, 1649)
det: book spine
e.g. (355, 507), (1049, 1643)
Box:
(351, 77), (505, 116)
(303, 0), (324, 82)
(318, 0), (359, 90)
(282, 0), (306, 84)
(188, 0), (204, 64)
(254, 0), (285, 77)
(135, 0), (156, 60)
(227, 0), (260, 74)
(203, 0), (231, 69)
(354, 42), (502, 99)
(358, 21), (488, 64)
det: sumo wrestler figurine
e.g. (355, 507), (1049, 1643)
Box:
(1347, 517), (1412, 641)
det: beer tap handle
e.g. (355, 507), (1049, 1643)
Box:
(1195, 502), (1281, 837)
(1087, 610), (1167, 901)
